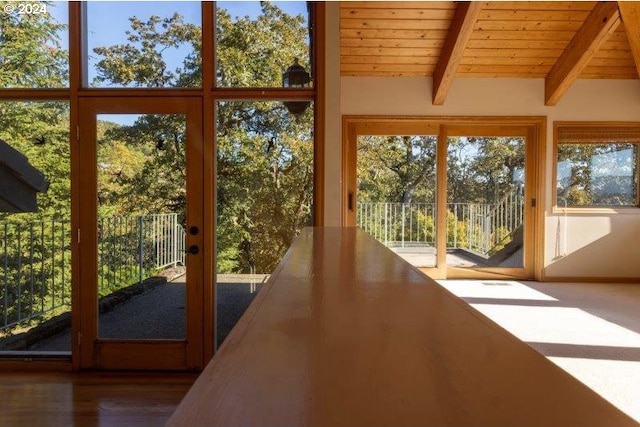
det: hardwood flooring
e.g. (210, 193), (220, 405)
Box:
(0, 371), (196, 427)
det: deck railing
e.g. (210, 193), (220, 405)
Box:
(1, 213), (185, 332)
(98, 213), (186, 294)
(1, 219), (70, 333)
(357, 194), (524, 255)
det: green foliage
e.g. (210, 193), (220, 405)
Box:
(446, 211), (469, 249)
(357, 135), (436, 204)
(92, 13), (200, 87)
(0, 3), (71, 334)
(0, 219), (71, 334)
(0, 100), (72, 334)
(0, 1), (67, 88)
(216, 102), (314, 273)
(97, 115), (187, 218)
(358, 135), (526, 258)
(90, 3), (315, 275)
(214, 3), (314, 273)
(447, 136), (525, 205)
(1, 2), (316, 336)
(415, 211), (435, 243)
(216, 3), (309, 87)
(0, 101), (71, 220)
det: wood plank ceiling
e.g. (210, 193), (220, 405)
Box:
(340, 1), (640, 105)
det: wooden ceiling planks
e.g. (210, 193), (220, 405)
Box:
(618, 2), (640, 79)
(340, 1), (638, 83)
(341, 1), (455, 77)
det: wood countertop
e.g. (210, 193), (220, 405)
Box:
(167, 227), (638, 427)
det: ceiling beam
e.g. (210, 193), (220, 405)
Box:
(618, 2), (640, 79)
(545, 2), (621, 106)
(432, 2), (482, 105)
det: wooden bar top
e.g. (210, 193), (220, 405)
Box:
(167, 227), (638, 427)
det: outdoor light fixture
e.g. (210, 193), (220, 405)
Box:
(282, 58), (311, 116)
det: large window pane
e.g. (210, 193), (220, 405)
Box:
(215, 100), (314, 347)
(356, 135), (437, 268)
(85, 1), (201, 88)
(96, 114), (187, 339)
(0, 101), (71, 352)
(0, 1), (69, 88)
(557, 143), (638, 207)
(216, 1), (311, 88)
(446, 136), (526, 268)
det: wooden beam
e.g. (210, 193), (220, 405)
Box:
(545, 2), (621, 106)
(432, 2), (482, 105)
(618, 1), (640, 79)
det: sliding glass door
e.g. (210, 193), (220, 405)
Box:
(443, 125), (535, 278)
(344, 118), (540, 280)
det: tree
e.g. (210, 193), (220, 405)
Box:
(0, 5), (71, 335)
(216, 102), (313, 273)
(357, 134), (526, 257)
(357, 135), (437, 204)
(447, 137), (525, 205)
(0, 1), (67, 88)
(0, 6), (71, 223)
(0, 1), (70, 219)
(216, 2), (309, 87)
(92, 3), (314, 275)
(92, 13), (200, 88)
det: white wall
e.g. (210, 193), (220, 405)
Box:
(324, 4), (640, 278)
(323, 1), (342, 227)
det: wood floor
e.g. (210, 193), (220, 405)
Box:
(0, 371), (197, 427)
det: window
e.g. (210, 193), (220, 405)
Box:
(0, 100), (71, 351)
(0, 1), (323, 366)
(84, 1), (202, 88)
(215, 1), (311, 88)
(555, 123), (640, 208)
(0, 1), (69, 88)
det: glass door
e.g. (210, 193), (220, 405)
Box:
(77, 98), (203, 370)
(344, 120), (444, 277)
(443, 125), (535, 279)
(355, 133), (440, 272)
(344, 118), (539, 280)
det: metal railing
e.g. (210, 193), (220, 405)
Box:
(1, 219), (70, 332)
(1, 213), (185, 332)
(357, 202), (437, 247)
(98, 213), (186, 294)
(357, 194), (524, 256)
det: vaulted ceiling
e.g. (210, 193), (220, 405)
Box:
(340, 1), (640, 105)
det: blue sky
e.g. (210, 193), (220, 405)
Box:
(49, 2), (307, 46)
(48, 1), (308, 85)
(48, 1), (308, 122)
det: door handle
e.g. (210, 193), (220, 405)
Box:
(187, 245), (199, 255)
(348, 192), (354, 211)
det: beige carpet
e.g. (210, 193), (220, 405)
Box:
(437, 280), (640, 423)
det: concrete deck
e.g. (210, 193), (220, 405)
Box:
(28, 275), (265, 351)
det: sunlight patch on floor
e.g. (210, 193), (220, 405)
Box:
(437, 279), (640, 423)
